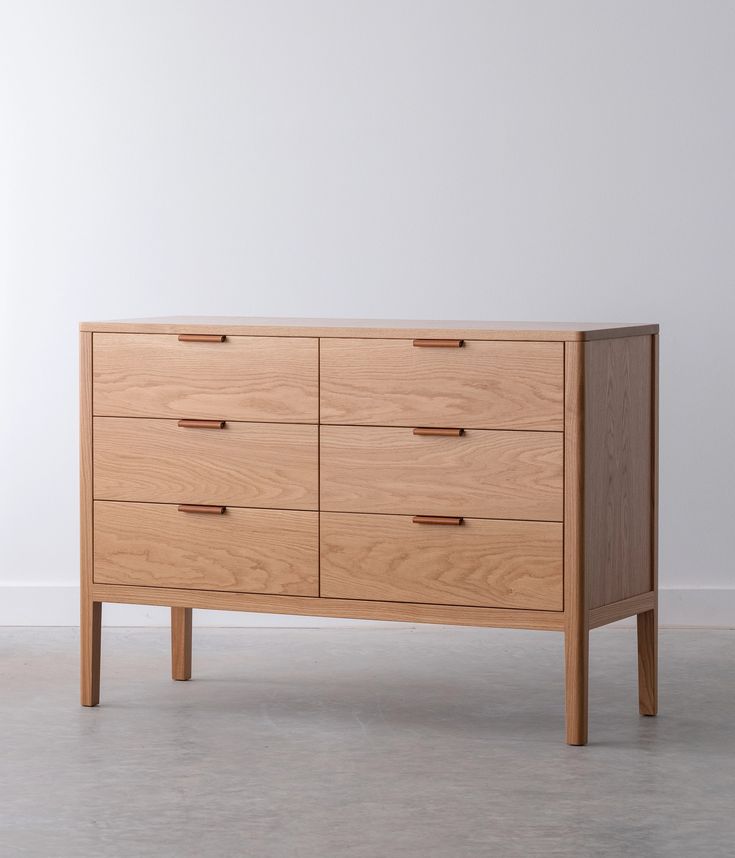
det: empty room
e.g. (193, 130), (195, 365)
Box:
(1, 1), (733, 855)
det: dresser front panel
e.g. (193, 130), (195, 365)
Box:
(321, 513), (563, 610)
(93, 502), (318, 596)
(93, 334), (318, 422)
(94, 417), (318, 509)
(320, 426), (563, 521)
(320, 338), (564, 430)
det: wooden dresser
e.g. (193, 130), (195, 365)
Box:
(80, 317), (659, 745)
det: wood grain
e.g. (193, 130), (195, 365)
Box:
(585, 336), (653, 609)
(651, 334), (659, 605)
(321, 513), (563, 610)
(321, 338), (564, 429)
(637, 610), (657, 715)
(320, 426), (563, 521)
(80, 317), (659, 742)
(564, 340), (588, 745)
(588, 592), (655, 629)
(81, 318), (659, 342)
(93, 502), (318, 596)
(93, 583), (567, 631)
(93, 334), (318, 422)
(638, 333), (659, 716)
(94, 417), (318, 509)
(80, 332), (101, 707)
(171, 607), (192, 681)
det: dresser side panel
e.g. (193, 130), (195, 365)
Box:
(584, 336), (654, 609)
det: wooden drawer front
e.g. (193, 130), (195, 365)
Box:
(94, 502), (318, 595)
(94, 418), (318, 509)
(93, 334), (318, 422)
(320, 339), (563, 430)
(320, 426), (563, 521)
(321, 513), (563, 610)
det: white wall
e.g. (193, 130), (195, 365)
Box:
(1, 1), (733, 625)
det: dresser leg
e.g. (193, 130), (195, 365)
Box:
(637, 608), (658, 716)
(81, 600), (101, 706)
(171, 607), (193, 681)
(564, 625), (588, 745)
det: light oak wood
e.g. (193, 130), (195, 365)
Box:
(92, 583), (567, 631)
(80, 332), (101, 707)
(651, 335), (659, 603)
(564, 341), (588, 745)
(81, 600), (101, 706)
(588, 592), (655, 629)
(637, 610), (657, 716)
(81, 317), (659, 342)
(93, 333), (318, 422)
(171, 607), (192, 681)
(638, 333), (659, 716)
(585, 336), (653, 609)
(80, 317), (659, 744)
(93, 502), (318, 596)
(320, 426), (563, 521)
(321, 339), (564, 429)
(321, 513), (563, 610)
(94, 417), (318, 509)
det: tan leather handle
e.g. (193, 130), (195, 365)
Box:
(412, 338), (464, 348)
(412, 515), (464, 526)
(178, 334), (226, 343)
(177, 419), (226, 429)
(178, 504), (226, 514)
(412, 427), (464, 437)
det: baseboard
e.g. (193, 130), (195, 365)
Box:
(0, 585), (733, 627)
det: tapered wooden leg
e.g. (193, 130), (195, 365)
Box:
(81, 599), (101, 706)
(171, 607), (192, 681)
(637, 608), (658, 716)
(565, 625), (589, 745)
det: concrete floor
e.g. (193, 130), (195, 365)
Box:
(0, 626), (733, 857)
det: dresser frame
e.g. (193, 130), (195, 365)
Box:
(80, 318), (659, 745)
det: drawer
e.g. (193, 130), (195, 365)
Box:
(93, 502), (318, 595)
(93, 418), (318, 509)
(320, 338), (563, 430)
(320, 426), (563, 521)
(93, 334), (318, 422)
(321, 513), (563, 610)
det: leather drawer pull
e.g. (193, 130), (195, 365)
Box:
(412, 515), (464, 526)
(178, 504), (226, 514)
(412, 338), (464, 348)
(177, 419), (226, 429)
(178, 334), (226, 343)
(412, 427), (464, 437)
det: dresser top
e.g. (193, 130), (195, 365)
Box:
(80, 317), (658, 341)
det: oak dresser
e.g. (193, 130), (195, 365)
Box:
(80, 317), (659, 745)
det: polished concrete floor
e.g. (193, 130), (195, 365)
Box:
(0, 626), (733, 857)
